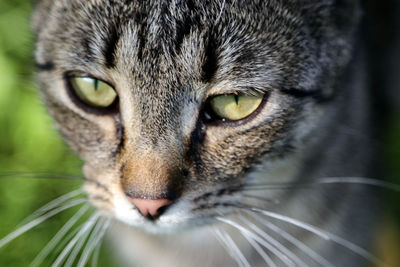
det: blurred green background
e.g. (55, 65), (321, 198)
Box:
(0, 1), (399, 267)
(0, 1), (117, 266)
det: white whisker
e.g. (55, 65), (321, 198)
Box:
(21, 189), (84, 225)
(64, 216), (100, 267)
(244, 177), (400, 192)
(0, 198), (87, 249)
(213, 228), (247, 267)
(239, 227), (277, 267)
(245, 210), (334, 267)
(251, 208), (330, 239)
(218, 217), (294, 267)
(251, 208), (387, 267)
(316, 177), (400, 192)
(52, 213), (100, 267)
(222, 228), (251, 267)
(30, 204), (91, 267)
(53, 223), (82, 256)
(78, 218), (110, 267)
(91, 239), (102, 267)
(72, 218), (105, 267)
(238, 214), (307, 267)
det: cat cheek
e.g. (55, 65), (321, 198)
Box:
(82, 165), (129, 217)
(198, 118), (291, 180)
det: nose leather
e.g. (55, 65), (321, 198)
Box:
(128, 197), (171, 217)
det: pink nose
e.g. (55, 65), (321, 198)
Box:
(128, 198), (171, 217)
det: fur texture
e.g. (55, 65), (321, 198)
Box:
(32, 0), (382, 266)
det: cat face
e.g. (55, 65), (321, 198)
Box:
(32, 0), (361, 232)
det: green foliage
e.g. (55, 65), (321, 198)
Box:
(0, 2), (118, 266)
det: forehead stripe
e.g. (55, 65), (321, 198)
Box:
(103, 26), (121, 69)
(35, 61), (55, 72)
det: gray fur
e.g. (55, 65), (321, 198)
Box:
(33, 0), (381, 266)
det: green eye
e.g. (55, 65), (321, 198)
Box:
(209, 94), (263, 121)
(70, 77), (117, 108)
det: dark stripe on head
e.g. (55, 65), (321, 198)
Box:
(134, 11), (148, 61)
(201, 34), (218, 83)
(103, 26), (120, 68)
(80, 36), (96, 63)
(35, 61), (55, 71)
(175, 18), (193, 53)
(174, 0), (200, 53)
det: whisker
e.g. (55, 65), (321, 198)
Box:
(313, 177), (400, 191)
(52, 213), (100, 267)
(243, 177), (400, 192)
(222, 228), (251, 267)
(248, 207), (387, 267)
(78, 218), (110, 267)
(244, 210), (334, 267)
(0, 172), (86, 181)
(213, 228), (236, 264)
(53, 224), (82, 257)
(72, 218), (105, 267)
(238, 214), (307, 267)
(213, 228), (249, 267)
(235, 226), (277, 267)
(64, 216), (100, 267)
(242, 194), (279, 204)
(29, 204), (91, 267)
(21, 188), (84, 225)
(0, 172), (110, 194)
(196, 176), (400, 205)
(91, 239), (102, 267)
(0, 198), (87, 249)
(217, 217), (294, 267)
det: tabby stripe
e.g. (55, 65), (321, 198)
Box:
(35, 61), (55, 71)
(103, 26), (120, 68)
(201, 34), (218, 83)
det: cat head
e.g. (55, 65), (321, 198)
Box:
(32, 0), (361, 232)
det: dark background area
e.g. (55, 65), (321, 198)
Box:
(0, 0), (399, 266)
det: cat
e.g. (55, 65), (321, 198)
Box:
(9, 0), (395, 266)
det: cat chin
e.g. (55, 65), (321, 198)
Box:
(113, 212), (215, 235)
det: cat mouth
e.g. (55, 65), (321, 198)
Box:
(108, 193), (240, 233)
(84, 177), (245, 232)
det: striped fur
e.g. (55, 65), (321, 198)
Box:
(33, 0), (383, 266)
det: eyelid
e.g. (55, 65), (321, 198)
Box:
(65, 71), (116, 88)
(204, 82), (268, 100)
(65, 71), (91, 79)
